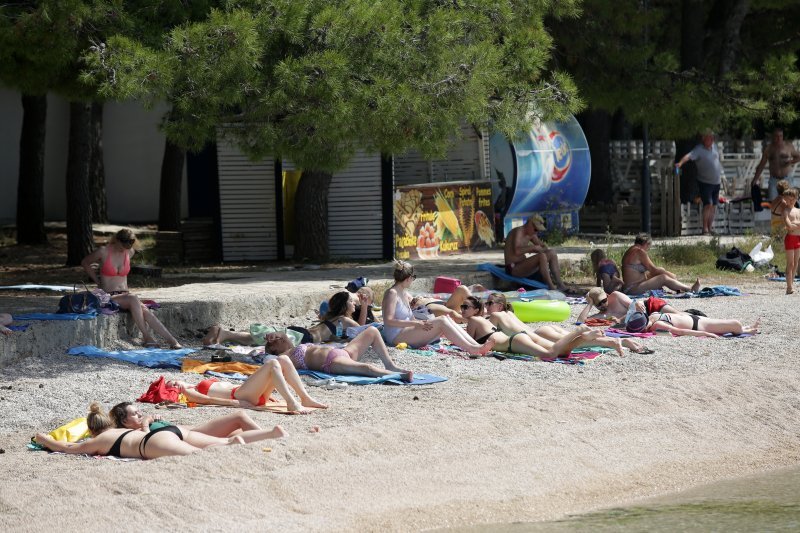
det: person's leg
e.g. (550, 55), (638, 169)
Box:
(180, 430), (235, 449)
(237, 359), (308, 414)
(394, 316), (494, 355)
(141, 434), (202, 459)
(786, 248), (799, 294)
(202, 325), (255, 346)
(545, 249), (566, 290)
(274, 355), (327, 409)
(343, 327), (410, 375)
(535, 324), (628, 355)
(112, 294), (156, 345)
(328, 357), (411, 381)
(236, 426), (286, 442)
(426, 303), (463, 323)
(141, 307), (182, 348)
(510, 254), (550, 286)
(190, 411), (261, 436)
(444, 285), (472, 311)
(631, 274), (693, 293)
(700, 318), (745, 335)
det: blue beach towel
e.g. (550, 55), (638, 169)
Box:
(13, 312), (97, 321)
(7, 325), (30, 332)
(66, 345), (197, 368)
(476, 263), (548, 290)
(0, 284), (75, 292)
(299, 369), (447, 386)
(768, 276), (800, 282)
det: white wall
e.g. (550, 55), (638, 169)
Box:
(0, 88), (187, 224)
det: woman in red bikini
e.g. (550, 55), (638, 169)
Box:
(163, 352), (328, 414)
(81, 229), (181, 348)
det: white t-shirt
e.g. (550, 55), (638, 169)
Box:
(689, 144), (723, 185)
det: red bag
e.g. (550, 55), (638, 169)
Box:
(433, 276), (461, 294)
(137, 376), (180, 404)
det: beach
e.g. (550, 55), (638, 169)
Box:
(0, 277), (797, 532)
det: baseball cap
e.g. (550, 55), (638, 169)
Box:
(625, 311), (648, 333)
(528, 214), (546, 232)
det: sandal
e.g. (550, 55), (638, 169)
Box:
(143, 342), (160, 349)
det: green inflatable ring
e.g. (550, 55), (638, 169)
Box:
(510, 299), (570, 323)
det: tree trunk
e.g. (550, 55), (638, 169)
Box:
(717, 0), (750, 76)
(158, 139), (185, 231)
(16, 94), (48, 245)
(293, 169), (332, 261)
(681, 0), (706, 71)
(577, 108), (613, 205)
(89, 101), (108, 223)
(65, 101), (95, 266)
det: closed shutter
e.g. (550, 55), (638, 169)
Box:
(395, 122), (485, 184)
(216, 137), (278, 261)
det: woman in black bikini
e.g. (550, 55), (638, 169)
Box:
(459, 297), (599, 358)
(34, 402), (229, 459)
(629, 312), (760, 337)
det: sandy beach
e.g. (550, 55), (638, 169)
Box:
(0, 275), (798, 532)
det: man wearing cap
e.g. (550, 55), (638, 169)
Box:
(676, 129), (724, 235)
(751, 127), (800, 200)
(503, 214), (565, 291)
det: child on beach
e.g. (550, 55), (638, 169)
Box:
(770, 179), (792, 239)
(782, 188), (800, 295)
(590, 249), (623, 294)
(0, 312), (12, 335)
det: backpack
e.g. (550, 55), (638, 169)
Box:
(346, 277), (368, 293)
(715, 247), (752, 272)
(57, 284), (100, 315)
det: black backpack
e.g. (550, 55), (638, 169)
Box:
(715, 247), (752, 272)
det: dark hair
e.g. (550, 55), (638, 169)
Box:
(393, 261), (415, 282)
(323, 291), (351, 321)
(464, 296), (484, 315)
(486, 292), (512, 311)
(634, 233), (651, 246)
(110, 401), (133, 428)
(87, 402), (114, 437)
(590, 249), (605, 274)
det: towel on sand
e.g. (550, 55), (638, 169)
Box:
(14, 312), (97, 321)
(182, 359), (261, 375)
(299, 369), (447, 385)
(476, 263), (548, 289)
(66, 346), (197, 368)
(0, 284), (75, 292)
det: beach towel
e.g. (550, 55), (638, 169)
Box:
(605, 328), (656, 338)
(66, 346), (196, 368)
(581, 318), (615, 327)
(476, 263), (548, 289)
(7, 325), (30, 332)
(0, 284), (75, 292)
(768, 276), (800, 282)
(26, 445), (139, 461)
(299, 369), (447, 385)
(182, 359), (261, 376)
(13, 312), (97, 321)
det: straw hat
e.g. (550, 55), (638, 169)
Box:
(585, 287), (607, 307)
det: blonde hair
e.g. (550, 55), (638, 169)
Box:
(777, 180), (792, 196)
(783, 188), (799, 199)
(87, 402), (114, 437)
(357, 286), (374, 304)
(393, 260), (415, 282)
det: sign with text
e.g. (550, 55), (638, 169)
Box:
(394, 181), (495, 260)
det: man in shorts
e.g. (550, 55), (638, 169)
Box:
(751, 127), (800, 200)
(676, 129), (724, 235)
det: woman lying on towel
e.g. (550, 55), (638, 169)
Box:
(459, 296), (603, 358)
(627, 311), (760, 337)
(34, 402), (241, 459)
(203, 291), (361, 346)
(264, 326), (414, 382)
(110, 403), (285, 445)
(381, 261), (495, 355)
(164, 354), (328, 414)
(484, 293), (651, 355)
(81, 228), (181, 349)
(409, 284), (486, 324)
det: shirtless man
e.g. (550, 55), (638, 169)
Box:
(752, 128), (800, 200)
(576, 287), (683, 324)
(503, 214), (565, 291)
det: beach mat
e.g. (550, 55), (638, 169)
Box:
(768, 276), (800, 282)
(14, 312), (97, 321)
(0, 284), (75, 292)
(476, 263), (548, 289)
(299, 369), (446, 385)
(67, 346), (197, 368)
(182, 359), (260, 376)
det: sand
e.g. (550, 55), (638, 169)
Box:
(1, 277), (798, 532)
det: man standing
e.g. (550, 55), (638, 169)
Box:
(751, 128), (800, 200)
(503, 214), (565, 291)
(676, 129), (724, 235)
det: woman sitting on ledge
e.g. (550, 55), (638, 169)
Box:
(81, 229), (181, 349)
(621, 233), (700, 295)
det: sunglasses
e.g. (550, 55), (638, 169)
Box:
(119, 238), (136, 246)
(597, 298), (608, 308)
(460, 304), (474, 311)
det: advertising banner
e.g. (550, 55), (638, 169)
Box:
(394, 181), (495, 260)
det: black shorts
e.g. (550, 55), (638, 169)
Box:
(697, 182), (720, 206)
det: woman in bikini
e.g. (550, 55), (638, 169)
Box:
(459, 296), (600, 358)
(264, 326), (414, 382)
(381, 261), (495, 355)
(627, 311), (760, 337)
(81, 229), (181, 349)
(34, 402), (223, 459)
(620, 233), (700, 295)
(409, 284), (486, 324)
(203, 291), (361, 346)
(110, 403), (286, 445)
(163, 352), (328, 414)
(482, 293), (650, 355)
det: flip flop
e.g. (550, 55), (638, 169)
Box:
(634, 347), (656, 354)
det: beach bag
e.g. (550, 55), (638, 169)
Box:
(715, 247), (752, 272)
(57, 284), (100, 314)
(751, 184), (763, 212)
(346, 277), (369, 293)
(433, 276), (461, 294)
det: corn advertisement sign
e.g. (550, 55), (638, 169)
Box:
(394, 181), (495, 260)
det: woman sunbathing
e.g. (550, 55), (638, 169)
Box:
(621, 233), (700, 295)
(630, 312), (760, 338)
(264, 326), (414, 382)
(381, 261), (495, 355)
(485, 293), (650, 355)
(110, 403), (285, 445)
(81, 229), (181, 349)
(203, 291), (360, 346)
(164, 353), (327, 414)
(34, 402), (227, 459)
(409, 284), (485, 324)
(460, 297), (600, 358)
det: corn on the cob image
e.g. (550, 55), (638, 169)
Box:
(459, 199), (475, 250)
(433, 191), (461, 239)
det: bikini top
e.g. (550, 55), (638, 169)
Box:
(101, 249), (130, 277)
(106, 429), (136, 457)
(623, 262), (647, 274)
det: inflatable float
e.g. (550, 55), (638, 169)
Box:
(510, 299), (570, 323)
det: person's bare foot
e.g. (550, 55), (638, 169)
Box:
(227, 435), (245, 445)
(202, 325), (221, 346)
(0, 326), (11, 336)
(267, 425), (286, 439)
(400, 370), (414, 383)
(787, 287), (794, 295)
(743, 318), (761, 334)
(286, 400), (311, 415)
(621, 339), (642, 353)
(610, 338), (624, 357)
(301, 397), (328, 409)
(169, 343), (183, 349)
(691, 279), (701, 293)
(475, 336), (496, 355)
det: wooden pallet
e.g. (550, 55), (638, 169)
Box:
(727, 201), (755, 234)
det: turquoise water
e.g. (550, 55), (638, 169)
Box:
(452, 466), (800, 532)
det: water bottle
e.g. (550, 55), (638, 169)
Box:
(335, 320), (343, 338)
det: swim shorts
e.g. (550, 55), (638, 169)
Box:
(645, 296), (667, 315)
(785, 234), (800, 250)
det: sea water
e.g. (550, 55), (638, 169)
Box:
(451, 466), (800, 532)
